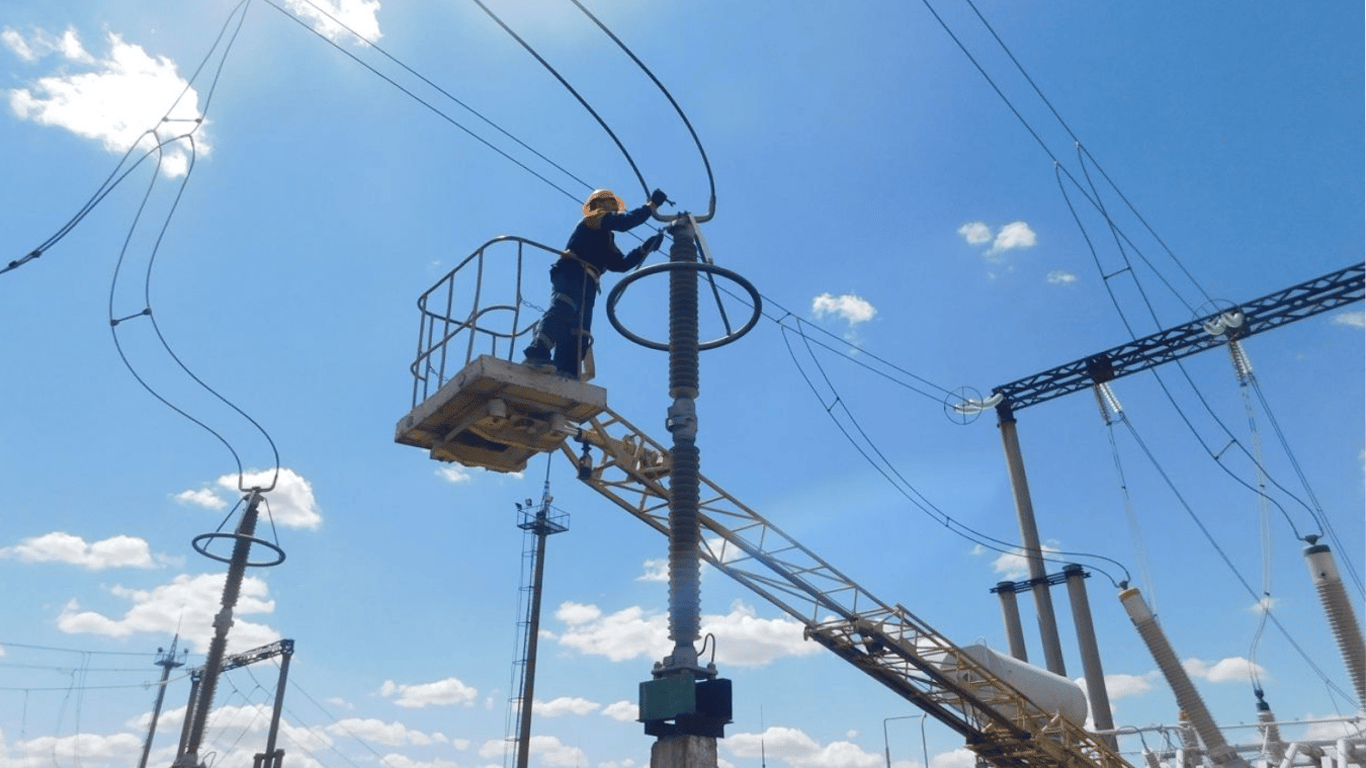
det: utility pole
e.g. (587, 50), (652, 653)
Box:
(512, 483), (568, 768)
(139, 636), (185, 768)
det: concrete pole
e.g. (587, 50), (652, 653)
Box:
(995, 404), (1067, 676)
(995, 581), (1029, 662)
(1062, 565), (1115, 745)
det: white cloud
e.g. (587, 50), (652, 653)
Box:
(284, 0), (383, 45)
(990, 221), (1037, 255)
(0, 531), (161, 569)
(56, 572), (278, 654)
(638, 557), (669, 582)
(555, 601), (603, 625)
(959, 221), (1038, 267)
(480, 735), (585, 767)
(326, 718), (447, 746)
(1332, 309), (1364, 328)
(600, 700), (637, 722)
(175, 488), (229, 511)
(215, 468), (323, 530)
(1095, 672), (1157, 699)
(986, 545), (1061, 581)
(18, 732), (144, 766)
(1183, 656), (1265, 684)
(2, 28), (37, 61)
(437, 465), (473, 483)
(726, 727), (884, 768)
(549, 599), (820, 666)
(1047, 270), (1078, 285)
(930, 748), (978, 768)
(379, 756), (463, 768)
(379, 677), (478, 708)
(958, 222), (992, 245)
(1301, 714), (1366, 741)
(533, 696), (601, 717)
(812, 293), (877, 326)
(7, 29), (206, 177)
(136, 703), (338, 761)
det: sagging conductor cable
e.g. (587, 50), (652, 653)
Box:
(98, 1), (283, 493)
(268, 0), (592, 202)
(469, 0), (649, 199)
(5, 0), (252, 278)
(565, 0), (717, 216)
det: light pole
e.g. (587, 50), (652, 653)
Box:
(883, 714), (929, 768)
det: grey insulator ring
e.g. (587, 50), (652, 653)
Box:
(605, 262), (762, 352)
(192, 532), (287, 568)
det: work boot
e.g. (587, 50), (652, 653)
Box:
(522, 345), (555, 373)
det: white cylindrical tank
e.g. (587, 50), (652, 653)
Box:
(954, 643), (1089, 726)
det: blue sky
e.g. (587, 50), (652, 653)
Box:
(1, 2), (1362, 768)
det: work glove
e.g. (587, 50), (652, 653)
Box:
(650, 188), (668, 207)
(643, 232), (665, 253)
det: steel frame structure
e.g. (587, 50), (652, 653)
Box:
(991, 264), (1364, 413)
(559, 408), (1132, 768)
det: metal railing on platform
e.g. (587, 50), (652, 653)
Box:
(408, 236), (561, 408)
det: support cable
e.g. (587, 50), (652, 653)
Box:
(1245, 373), (1363, 598)
(918, 0), (1208, 321)
(1096, 384), (1159, 611)
(262, 0), (586, 203)
(1056, 168), (1321, 544)
(565, 0), (717, 214)
(105, 132), (281, 493)
(5, 0), (252, 276)
(961, 0), (1212, 308)
(781, 321), (1132, 588)
(1114, 411), (1357, 707)
(468, 0), (649, 197)
(287, 679), (404, 768)
(1230, 342), (1276, 696)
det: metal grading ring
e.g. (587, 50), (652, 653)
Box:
(606, 261), (762, 352)
(191, 532), (287, 567)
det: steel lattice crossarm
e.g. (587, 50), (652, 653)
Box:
(560, 407), (1134, 768)
(991, 263), (1364, 413)
(188, 639), (294, 677)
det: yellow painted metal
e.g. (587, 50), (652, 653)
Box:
(394, 355), (607, 473)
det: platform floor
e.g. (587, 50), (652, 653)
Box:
(395, 356), (608, 473)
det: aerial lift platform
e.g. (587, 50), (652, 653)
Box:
(392, 236), (611, 474)
(394, 231), (1136, 768)
(395, 354), (606, 473)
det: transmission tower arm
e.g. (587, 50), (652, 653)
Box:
(190, 639), (294, 676)
(992, 263), (1364, 413)
(562, 407), (1133, 768)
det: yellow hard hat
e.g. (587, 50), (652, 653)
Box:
(583, 189), (625, 216)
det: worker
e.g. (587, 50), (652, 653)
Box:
(522, 187), (668, 378)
